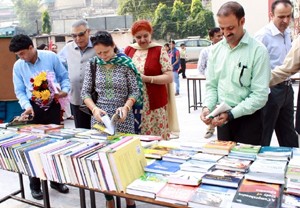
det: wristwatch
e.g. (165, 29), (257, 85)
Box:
(226, 110), (234, 121)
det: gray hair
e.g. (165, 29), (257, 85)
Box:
(72, 19), (89, 28)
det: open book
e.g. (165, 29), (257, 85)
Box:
(206, 102), (232, 119)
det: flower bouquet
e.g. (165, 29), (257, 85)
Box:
(30, 71), (56, 110)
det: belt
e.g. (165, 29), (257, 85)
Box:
(277, 79), (292, 86)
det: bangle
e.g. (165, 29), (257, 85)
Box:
(92, 106), (98, 114)
(150, 77), (154, 84)
(127, 97), (136, 104)
(124, 104), (131, 111)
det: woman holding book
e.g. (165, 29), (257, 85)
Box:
(81, 30), (142, 208)
(125, 20), (179, 139)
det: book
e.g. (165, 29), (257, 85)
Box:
(202, 169), (244, 188)
(167, 170), (204, 186)
(106, 137), (147, 192)
(162, 149), (197, 163)
(144, 160), (181, 175)
(188, 184), (237, 208)
(282, 194), (300, 208)
(202, 140), (236, 155)
(215, 157), (252, 172)
(231, 179), (281, 208)
(191, 152), (224, 163)
(31, 124), (63, 133)
(143, 145), (172, 159)
(206, 102), (232, 119)
(134, 135), (162, 141)
(180, 159), (215, 173)
(126, 172), (167, 198)
(257, 146), (292, 161)
(229, 143), (261, 160)
(155, 183), (197, 206)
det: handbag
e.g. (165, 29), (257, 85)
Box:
(79, 59), (98, 115)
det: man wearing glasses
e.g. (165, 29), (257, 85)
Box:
(59, 19), (96, 129)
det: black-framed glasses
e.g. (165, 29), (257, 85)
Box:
(71, 30), (87, 38)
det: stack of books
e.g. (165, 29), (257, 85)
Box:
(231, 179), (281, 208)
(257, 146), (292, 161)
(125, 172), (167, 198)
(162, 149), (197, 163)
(188, 184), (236, 208)
(202, 168), (244, 188)
(214, 156), (252, 173)
(202, 140), (236, 155)
(285, 148), (300, 196)
(245, 159), (287, 184)
(228, 143), (261, 161)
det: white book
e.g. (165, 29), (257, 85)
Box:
(206, 102), (232, 119)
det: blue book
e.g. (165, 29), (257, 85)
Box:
(144, 160), (181, 175)
(258, 146), (292, 160)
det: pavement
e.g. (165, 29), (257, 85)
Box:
(0, 67), (298, 208)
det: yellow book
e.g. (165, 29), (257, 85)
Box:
(107, 137), (147, 192)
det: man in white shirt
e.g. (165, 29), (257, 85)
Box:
(255, 0), (298, 147)
(197, 27), (223, 138)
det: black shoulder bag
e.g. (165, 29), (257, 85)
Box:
(79, 59), (98, 115)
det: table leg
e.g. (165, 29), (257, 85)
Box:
(90, 190), (96, 208)
(199, 79), (202, 107)
(187, 79), (191, 113)
(18, 173), (25, 198)
(193, 80), (198, 110)
(41, 180), (50, 208)
(79, 188), (86, 208)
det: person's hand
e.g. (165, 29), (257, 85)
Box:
(200, 107), (212, 125)
(54, 89), (68, 99)
(116, 107), (128, 123)
(21, 107), (34, 119)
(211, 112), (229, 127)
(92, 107), (106, 122)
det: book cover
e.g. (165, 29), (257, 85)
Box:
(162, 149), (197, 163)
(156, 183), (197, 206)
(143, 145), (172, 159)
(202, 169), (244, 188)
(31, 124), (63, 133)
(215, 157), (252, 172)
(282, 194), (300, 208)
(189, 184), (236, 208)
(180, 159), (215, 173)
(107, 137), (147, 192)
(232, 179), (281, 208)
(192, 152), (224, 163)
(258, 146), (292, 160)
(126, 172), (167, 198)
(202, 140), (236, 155)
(144, 160), (181, 175)
(167, 170), (204, 186)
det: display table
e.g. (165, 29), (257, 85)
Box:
(186, 74), (206, 113)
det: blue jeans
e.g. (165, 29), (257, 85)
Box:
(173, 71), (180, 94)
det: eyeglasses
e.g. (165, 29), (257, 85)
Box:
(71, 30), (87, 38)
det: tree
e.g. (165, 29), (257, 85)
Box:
(183, 0), (215, 38)
(152, 3), (173, 40)
(41, 10), (51, 34)
(170, 0), (187, 39)
(12, 0), (41, 35)
(117, 0), (191, 20)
